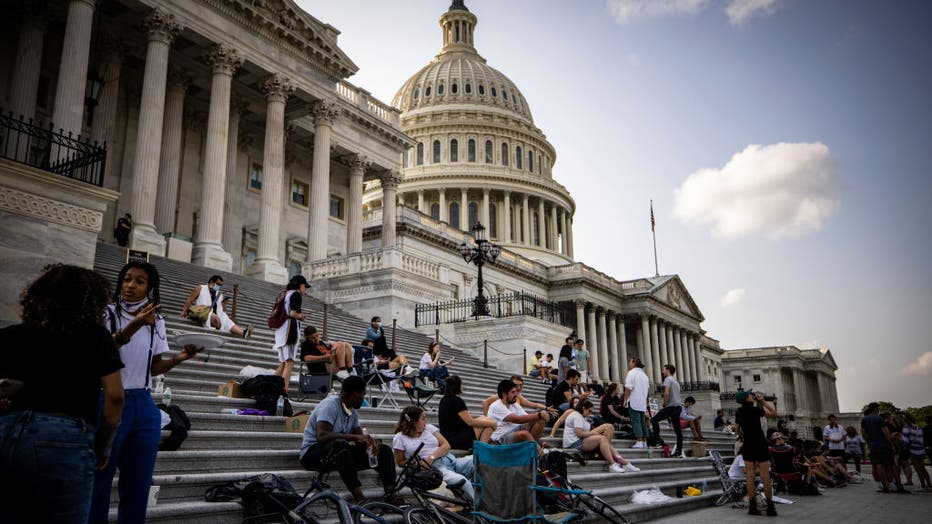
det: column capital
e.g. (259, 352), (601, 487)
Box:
(260, 73), (295, 102)
(206, 44), (244, 76)
(346, 153), (369, 174)
(167, 66), (192, 92)
(142, 8), (183, 45)
(574, 299), (586, 309)
(380, 170), (402, 189)
(311, 98), (341, 126)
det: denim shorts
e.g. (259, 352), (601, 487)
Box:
(567, 438), (585, 450)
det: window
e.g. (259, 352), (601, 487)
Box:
(432, 140), (441, 163)
(468, 202), (478, 229)
(734, 375), (742, 384)
(430, 203), (440, 219)
(753, 374), (762, 382)
(465, 83), (472, 94)
(416, 143), (424, 165)
(484, 140), (493, 164)
(515, 146), (522, 169)
(291, 179), (309, 206)
(451, 83), (458, 94)
(512, 94), (516, 103)
(450, 139), (458, 162)
(438, 84), (444, 95)
(249, 162), (262, 190)
(491, 87), (497, 97)
(425, 86), (431, 97)
(467, 139), (476, 162)
(413, 88), (419, 99)
(449, 202), (460, 229)
(402, 149), (408, 168)
(502, 89), (508, 100)
(501, 143), (509, 166)
(538, 154), (542, 174)
(245, 249), (257, 268)
(329, 195), (345, 220)
(287, 260), (302, 279)
(528, 151), (533, 172)
(478, 84), (485, 95)
(532, 212), (539, 245)
(489, 204), (497, 237)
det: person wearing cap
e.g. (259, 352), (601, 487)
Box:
(735, 389), (779, 516)
(273, 274), (309, 391)
(527, 350), (543, 378)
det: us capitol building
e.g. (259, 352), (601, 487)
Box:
(0, 0), (840, 423)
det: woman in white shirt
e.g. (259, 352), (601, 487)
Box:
(562, 399), (639, 474)
(418, 341), (449, 389)
(392, 405), (475, 501)
(90, 262), (199, 523)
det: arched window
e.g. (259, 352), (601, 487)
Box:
(467, 139), (476, 162)
(515, 146), (523, 169)
(501, 143), (509, 166)
(468, 202), (478, 229)
(478, 84), (485, 95)
(491, 87), (497, 97)
(528, 151), (533, 172)
(450, 202), (460, 228)
(450, 139), (458, 162)
(432, 140), (441, 163)
(538, 154), (542, 174)
(502, 89), (508, 100)
(484, 140), (493, 164)
(430, 203), (440, 219)
(465, 83), (472, 94)
(451, 83), (458, 94)
(489, 204), (497, 238)
(413, 88), (419, 99)
(438, 84), (445, 95)
(425, 86), (432, 97)
(416, 143), (424, 166)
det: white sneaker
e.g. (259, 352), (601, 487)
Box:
(609, 463), (625, 473)
(622, 463), (640, 472)
(632, 441), (646, 449)
(336, 370), (350, 380)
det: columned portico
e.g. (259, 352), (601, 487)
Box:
(346, 154), (367, 254)
(128, 9), (183, 255)
(307, 99), (339, 261)
(439, 190), (448, 222)
(658, 321), (668, 368)
(247, 73), (293, 282)
(679, 329), (691, 382)
(192, 44), (243, 270)
(666, 325), (676, 374)
(560, 209), (568, 255)
(537, 199), (545, 247)
(566, 216), (574, 258)
(460, 188), (468, 230)
(575, 301), (587, 356)
(91, 37), (124, 184)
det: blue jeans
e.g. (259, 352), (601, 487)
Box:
(0, 411), (95, 523)
(419, 366), (448, 389)
(90, 389), (162, 524)
(434, 453), (475, 501)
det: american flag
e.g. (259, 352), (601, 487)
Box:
(650, 201), (655, 232)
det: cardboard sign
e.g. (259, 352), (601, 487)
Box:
(126, 249), (150, 263)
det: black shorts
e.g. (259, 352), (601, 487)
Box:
(827, 449), (845, 459)
(742, 441), (771, 463)
(869, 447), (894, 465)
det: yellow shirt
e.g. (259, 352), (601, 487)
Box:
(527, 355), (542, 373)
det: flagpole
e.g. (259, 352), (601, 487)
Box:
(651, 200), (659, 277)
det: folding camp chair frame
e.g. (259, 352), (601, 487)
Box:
(709, 450), (746, 507)
(291, 362), (333, 402)
(362, 368), (404, 409)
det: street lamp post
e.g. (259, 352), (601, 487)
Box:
(459, 222), (501, 318)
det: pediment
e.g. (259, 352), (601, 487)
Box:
(650, 275), (704, 322)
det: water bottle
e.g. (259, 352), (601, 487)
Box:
(647, 447), (653, 459)
(701, 479), (707, 493)
(153, 376), (164, 394)
(362, 428), (378, 468)
(276, 395), (284, 417)
(163, 387), (172, 407)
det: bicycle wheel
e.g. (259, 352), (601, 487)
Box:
(297, 492), (348, 523)
(355, 501), (407, 524)
(403, 507), (444, 524)
(575, 493), (628, 524)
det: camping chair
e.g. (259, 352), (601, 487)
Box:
(769, 445), (804, 495)
(709, 450), (746, 507)
(401, 378), (440, 407)
(472, 441), (582, 523)
(351, 345), (374, 376)
(361, 366), (404, 409)
(292, 362), (332, 402)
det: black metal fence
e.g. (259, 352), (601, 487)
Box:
(654, 381), (721, 393)
(415, 291), (574, 328)
(719, 390), (775, 401)
(0, 110), (107, 187)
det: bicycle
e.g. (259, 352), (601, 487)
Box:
(538, 467), (629, 524)
(379, 443), (475, 524)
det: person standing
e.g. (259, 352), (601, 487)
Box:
(273, 275), (309, 393)
(861, 403), (906, 493)
(734, 390), (779, 516)
(574, 338), (591, 383)
(823, 414), (847, 467)
(844, 425), (866, 475)
(90, 262), (201, 523)
(179, 275), (252, 338)
(623, 357), (650, 449)
(0, 265), (125, 524)
(114, 212), (132, 247)
(901, 413), (930, 490)
(651, 364), (685, 457)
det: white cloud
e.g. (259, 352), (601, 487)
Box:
(725, 0), (779, 26)
(673, 142), (839, 239)
(721, 288), (746, 307)
(899, 352), (932, 377)
(607, 0), (711, 24)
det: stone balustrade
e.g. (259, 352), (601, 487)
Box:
(335, 79), (400, 126)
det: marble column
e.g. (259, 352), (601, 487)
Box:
(679, 330), (691, 383)
(482, 188), (490, 228)
(153, 70), (189, 235)
(439, 190), (447, 222)
(597, 309), (609, 382)
(503, 191), (512, 243)
(560, 209), (568, 255)
(566, 217), (574, 258)
(521, 194), (530, 245)
(381, 171), (401, 247)
(417, 190), (426, 214)
(10, 5), (46, 121)
(128, 9), (182, 255)
(346, 154), (367, 254)
(649, 317), (661, 384)
(550, 205), (558, 252)
(639, 314), (651, 380)
(192, 44), (243, 270)
(608, 312), (619, 382)
(617, 317), (629, 380)
(90, 36), (123, 149)
(246, 73), (293, 282)
(52, 0), (96, 138)
(221, 98), (248, 255)
(307, 99), (339, 261)
(665, 324), (676, 373)
(575, 301), (587, 354)
(537, 200), (545, 247)
(586, 307), (599, 381)
(658, 321), (668, 369)
(460, 188), (468, 230)
(673, 326), (684, 381)
(693, 335), (704, 381)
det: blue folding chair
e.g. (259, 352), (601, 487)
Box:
(472, 441), (583, 523)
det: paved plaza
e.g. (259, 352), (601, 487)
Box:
(649, 468), (932, 523)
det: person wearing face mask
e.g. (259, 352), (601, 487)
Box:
(89, 262), (202, 523)
(366, 316), (410, 372)
(180, 275), (252, 338)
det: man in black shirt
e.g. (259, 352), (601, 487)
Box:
(551, 369), (584, 411)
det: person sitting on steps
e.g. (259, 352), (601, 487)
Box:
(180, 275), (252, 339)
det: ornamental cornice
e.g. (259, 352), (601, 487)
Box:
(206, 44), (244, 76)
(0, 187), (103, 233)
(142, 8), (184, 45)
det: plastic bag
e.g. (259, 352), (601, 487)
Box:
(239, 365), (277, 378)
(630, 487), (673, 504)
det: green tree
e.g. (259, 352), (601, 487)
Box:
(861, 401), (898, 414)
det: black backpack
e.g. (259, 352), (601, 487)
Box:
(240, 375), (292, 416)
(157, 403), (191, 451)
(205, 473), (303, 523)
(539, 450), (568, 480)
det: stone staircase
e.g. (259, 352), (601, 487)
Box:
(93, 242), (728, 523)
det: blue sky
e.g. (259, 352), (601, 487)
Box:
(301, 0), (932, 411)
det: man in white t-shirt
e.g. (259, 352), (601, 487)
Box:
(822, 414), (847, 461)
(623, 357), (650, 449)
(728, 454), (747, 480)
(488, 379), (551, 447)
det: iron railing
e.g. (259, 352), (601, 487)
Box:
(415, 291), (574, 328)
(0, 110), (107, 187)
(719, 390), (775, 401)
(654, 381), (721, 393)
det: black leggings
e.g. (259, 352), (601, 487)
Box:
(300, 439), (396, 492)
(651, 405), (683, 453)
